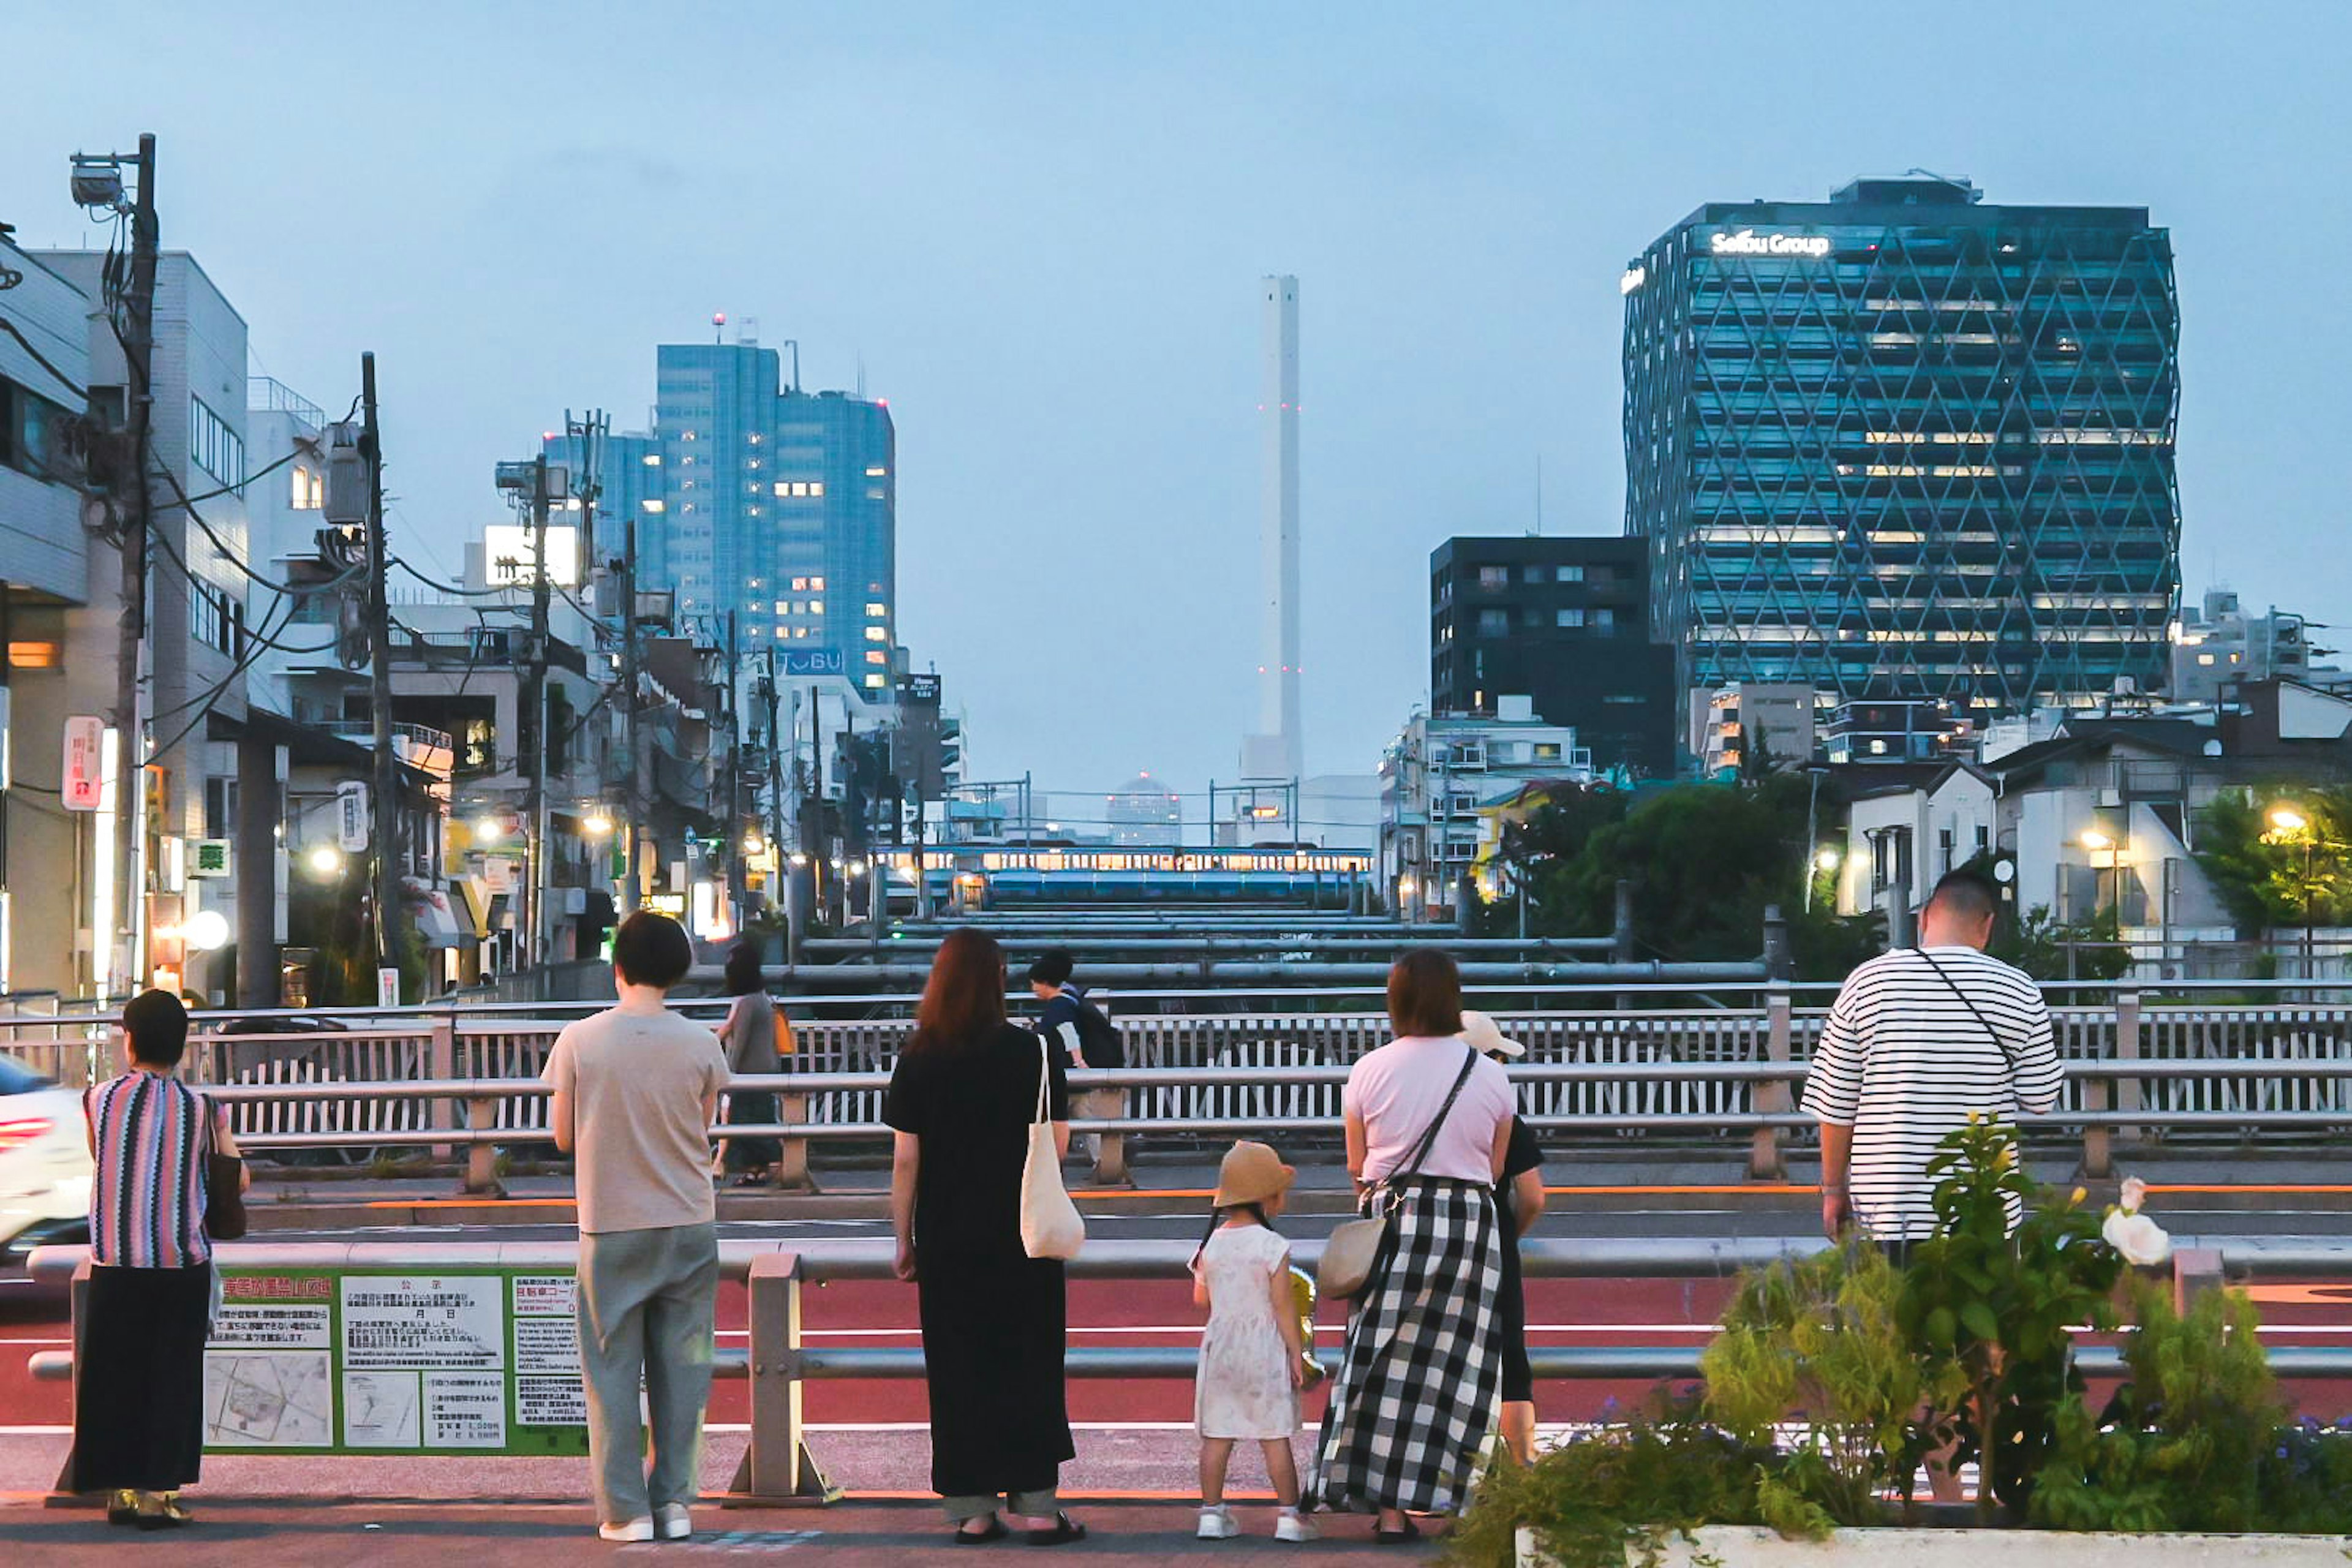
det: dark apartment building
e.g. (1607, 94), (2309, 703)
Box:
(1430, 536), (1677, 778)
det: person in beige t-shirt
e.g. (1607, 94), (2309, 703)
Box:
(543, 911), (728, 1542)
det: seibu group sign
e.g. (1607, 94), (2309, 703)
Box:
(1709, 228), (1833, 258)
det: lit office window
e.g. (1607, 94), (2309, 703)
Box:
(864, 674), (888, 689)
(863, 627), (888, 642)
(864, 601), (887, 617)
(290, 466), (323, 510)
(865, 466), (888, 478)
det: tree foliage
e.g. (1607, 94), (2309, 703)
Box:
(2192, 785), (2352, 932)
(1480, 775), (1880, 981)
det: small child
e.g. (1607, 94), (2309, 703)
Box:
(1191, 1140), (1315, 1544)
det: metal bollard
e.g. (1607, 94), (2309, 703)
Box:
(726, 1251), (837, 1506)
(2173, 1245), (2224, 1311)
(1747, 989), (1792, 1182)
(428, 1012), (459, 1161)
(47, 1259), (93, 1501)
(2081, 1072), (2113, 1180)
(462, 1096), (506, 1197)
(774, 1094), (812, 1192)
(1088, 1088), (1129, 1187)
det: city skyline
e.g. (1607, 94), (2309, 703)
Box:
(2, 2), (2346, 797)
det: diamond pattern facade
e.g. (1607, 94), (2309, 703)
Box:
(1623, 178), (2180, 714)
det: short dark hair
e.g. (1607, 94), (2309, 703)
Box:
(1027, 948), (1074, 987)
(1926, 869), (2000, 924)
(1387, 949), (1464, 1039)
(123, 989), (190, 1068)
(722, 942), (765, 997)
(612, 910), (693, 990)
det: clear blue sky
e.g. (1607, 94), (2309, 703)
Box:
(4, 2), (2346, 802)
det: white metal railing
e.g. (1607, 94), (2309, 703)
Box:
(12, 1000), (2352, 1156)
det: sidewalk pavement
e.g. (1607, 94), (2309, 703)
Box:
(1, 1499), (1434, 1564)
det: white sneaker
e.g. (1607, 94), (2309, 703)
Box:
(1276, 1511), (1319, 1543)
(598, 1517), (654, 1542)
(1197, 1506), (1240, 1540)
(655, 1504), (692, 1540)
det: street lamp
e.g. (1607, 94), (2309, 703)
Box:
(304, 844), (345, 880)
(581, 811), (614, 840)
(2265, 803), (2318, 982)
(473, 815), (504, 846)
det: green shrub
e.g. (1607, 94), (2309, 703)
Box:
(1448, 1390), (1771, 1568)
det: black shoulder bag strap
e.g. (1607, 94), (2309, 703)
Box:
(1913, 947), (2021, 1102)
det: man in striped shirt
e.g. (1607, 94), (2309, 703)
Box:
(1803, 869), (2065, 1243)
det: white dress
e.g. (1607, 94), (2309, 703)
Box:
(1194, 1223), (1299, 1441)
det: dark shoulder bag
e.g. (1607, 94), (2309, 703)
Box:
(1316, 1046), (1479, 1300)
(202, 1096), (248, 1242)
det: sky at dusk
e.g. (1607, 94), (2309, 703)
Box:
(4, 2), (2347, 809)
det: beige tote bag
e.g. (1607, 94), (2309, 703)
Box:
(1020, 1030), (1086, 1261)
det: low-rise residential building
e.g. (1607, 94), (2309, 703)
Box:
(2170, 588), (2342, 704)
(1380, 696), (1593, 921)
(1689, 683), (1818, 777)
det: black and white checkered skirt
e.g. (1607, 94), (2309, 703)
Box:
(1311, 1177), (1502, 1515)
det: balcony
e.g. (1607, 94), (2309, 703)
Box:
(326, 721), (457, 780)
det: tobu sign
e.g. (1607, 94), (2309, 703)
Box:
(1710, 229), (1832, 258)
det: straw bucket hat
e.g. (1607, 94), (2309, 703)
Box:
(1213, 1140), (1297, 1209)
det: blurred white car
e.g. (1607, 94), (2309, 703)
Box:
(0, 1053), (92, 1267)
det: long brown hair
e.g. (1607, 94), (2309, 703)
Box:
(910, 928), (1008, 1050)
(1387, 948), (1464, 1038)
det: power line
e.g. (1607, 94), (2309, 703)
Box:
(0, 315), (87, 401)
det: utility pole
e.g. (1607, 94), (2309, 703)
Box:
(720, 612), (740, 931)
(618, 501), (642, 913)
(522, 454), (551, 964)
(100, 134), (159, 999)
(361, 353), (402, 993)
(566, 409), (608, 934)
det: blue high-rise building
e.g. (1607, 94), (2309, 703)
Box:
(551, 340), (898, 696)
(1622, 174), (2180, 714)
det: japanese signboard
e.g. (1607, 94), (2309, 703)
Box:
(62, 716), (105, 812)
(202, 1267), (587, 1457)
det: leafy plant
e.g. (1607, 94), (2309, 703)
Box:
(1702, 1240), (1932, 1527)
(1448, 1389), (1774, 1568)
(1894, 1117), (2125, 1520)
(2193, 785), (2352, 932)
(2029, 1283), (2352, 1533)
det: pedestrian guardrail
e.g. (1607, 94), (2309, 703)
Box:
(11, 992), (2352, 1186)
(66, 1048), (2352, 1193)
(28, 1236), (2352, 1506)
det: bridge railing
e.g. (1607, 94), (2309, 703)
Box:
(27, 1235), (2352, 1504)
(10, 991), (2352, 1180)
(70, 1054), (2352, 1194)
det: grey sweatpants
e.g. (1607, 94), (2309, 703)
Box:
(577, 1222), (720, 1523)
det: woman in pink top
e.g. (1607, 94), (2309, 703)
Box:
(1310, 951), (1512, 1542)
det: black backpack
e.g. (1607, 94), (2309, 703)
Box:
(1069, 995), (1125, 1069)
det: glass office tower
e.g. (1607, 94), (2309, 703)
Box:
(554, 342), (897, 695)
(1622, 175), (2179, 712)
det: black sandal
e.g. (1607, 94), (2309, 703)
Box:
(1374, 1517), (1421, 1545)
(1025, 1512), (1086, 1547)
(954, 1515), (1007, 1545)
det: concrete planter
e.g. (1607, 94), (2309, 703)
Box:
(1515, 1524), (2352, 1567)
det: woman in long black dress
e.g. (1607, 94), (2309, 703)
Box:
(885, 929), (1085, 1545)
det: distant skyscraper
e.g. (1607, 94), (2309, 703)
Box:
(1623, 175), (2180, 714)
(1242, 275), (1303, 782)
(552, 336), (897, 698)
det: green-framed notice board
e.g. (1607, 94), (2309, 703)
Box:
(200, 1266), (589, 1457)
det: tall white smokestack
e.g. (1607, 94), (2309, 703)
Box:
(1242, 274), (1303, 784)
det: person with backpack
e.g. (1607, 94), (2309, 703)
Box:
(1028, 949), (1126, 1175)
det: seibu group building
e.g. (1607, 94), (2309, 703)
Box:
(1619, 174), (2179, 720)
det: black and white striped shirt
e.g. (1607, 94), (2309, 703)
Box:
(1798, 946), (2064, 1241)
